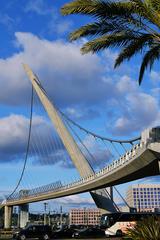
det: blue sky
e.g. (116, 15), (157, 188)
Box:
(0, 0), (160, 212)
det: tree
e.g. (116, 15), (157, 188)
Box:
(124, 217), (160, 240)
(61, 0), (160, 84)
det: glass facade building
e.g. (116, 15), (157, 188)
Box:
(126, 184), (160, 212)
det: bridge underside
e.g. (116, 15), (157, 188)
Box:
(96, 149), (160, 189)
(106, 155), (160, 187)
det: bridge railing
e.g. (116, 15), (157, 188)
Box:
(6, 140), (145, 202)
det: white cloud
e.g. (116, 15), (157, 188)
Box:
(0, 114), (45, 161)
(0, 32), (159, 139)
(116, 75), (138, 94)
(65, 107), (83, 119)
(29, 194), (95, 212)
(65, 107), (99, 120)
(113, 91), (159, 135)
(52, 195), (94, 206)
(99, 64), (160, 136)
(82, 135), (112, 170)
(48, 17), (73, 36)
(25, 1), (74, 37)
(0, 32), (108, 106)
(102, 49), (118, 70)
(150, 71), (160, 85)
(56, 20), (73, 35)
(138, 176), (160, 185)
(25, 0), (52, 15)
(0, 13), (14, 29)
(0, 114), (67, 164)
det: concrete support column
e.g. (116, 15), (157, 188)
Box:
(4, 205), (12, 229)
(19, 204), (29, 228)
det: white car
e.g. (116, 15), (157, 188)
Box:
(105, 228), (123, 238)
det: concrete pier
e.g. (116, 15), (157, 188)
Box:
(4, 206), (12, 229)
(19, 204), (29, 228)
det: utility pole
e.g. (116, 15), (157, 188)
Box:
(44, 202), (48, 225)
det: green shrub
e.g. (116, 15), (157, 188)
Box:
(124, 217), (160, 240)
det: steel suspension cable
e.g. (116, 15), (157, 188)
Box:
(102, 140), (114, 161)
(94, 137), (110, 167)
(120, 142), (127, 152)
(59, 110), (141, 144)
(7, 86), (34, 200)
(62, 115), (94, 172)
(113, 186), (131, 209)
(32, 73), (141, 144)
(103, 188), (120, 212)
(111, 142), (121, 157)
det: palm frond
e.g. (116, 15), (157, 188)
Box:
(149, 0), (160, 11)
(61, 0), (160, 27)
(139, 43), (160, 84)
(115, 33), (154, 67)
(69, 18), (138, 41)
(126, 217), (160, 240)
(130, 0), (160, 27)
(80, 32), (139, 54)
(61, 0), (160, 84)
(61, 0), (134, 18)
(69, 22), (108, 41)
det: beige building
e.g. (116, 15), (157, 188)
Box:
(69, 208), (101, 225)
(126, 184), (160, 212)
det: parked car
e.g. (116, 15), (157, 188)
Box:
(53, 227), (75, 238)
(105, 228), (123, 238)
(13, 224), (53, 240)
(72, 227), (105, 238)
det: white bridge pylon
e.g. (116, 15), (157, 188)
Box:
(23, 64), (117, 213)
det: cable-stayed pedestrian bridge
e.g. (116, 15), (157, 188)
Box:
(1, 64), (160, 228)
(3, 135), (160, 206)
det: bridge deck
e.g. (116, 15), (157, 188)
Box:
(2, 142), (160, 206)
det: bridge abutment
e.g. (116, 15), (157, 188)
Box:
(4, 206), (12, 229)
(19, 204), (29, 228)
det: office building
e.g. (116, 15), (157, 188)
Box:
(126, 184), (160, 212)
(69, 208), (101, 225)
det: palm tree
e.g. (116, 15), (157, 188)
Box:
(61, 0), (160, 84)
(124, 217), (160, 240)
